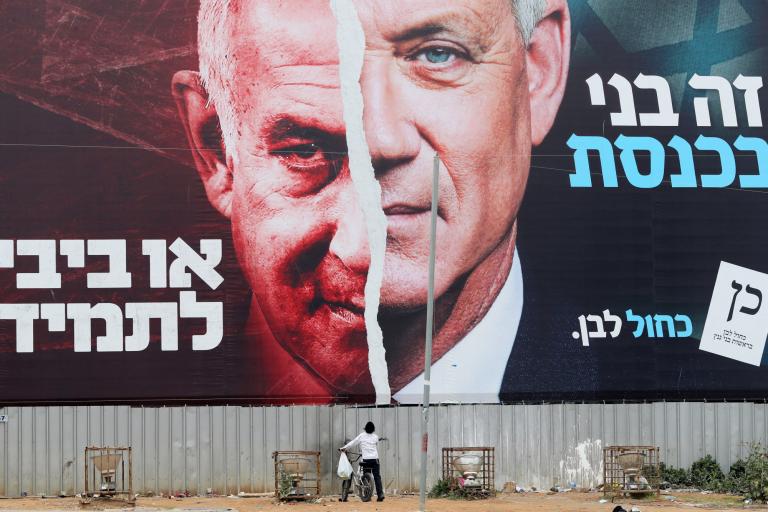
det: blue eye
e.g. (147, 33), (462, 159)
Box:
(423, 47), (453, 64)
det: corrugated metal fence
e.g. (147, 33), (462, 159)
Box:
(1, 402), (767, 497)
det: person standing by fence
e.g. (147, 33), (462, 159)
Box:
(340, 422), (386, 502)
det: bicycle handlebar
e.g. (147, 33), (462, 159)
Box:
(344, 452), (363, 462)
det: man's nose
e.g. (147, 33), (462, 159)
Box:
(328, 185), (371, 274)
(360, 61), (420, 173)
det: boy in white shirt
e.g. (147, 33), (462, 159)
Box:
(340, 421), (386, 502)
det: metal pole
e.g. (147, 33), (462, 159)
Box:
(418, 154), (440, 511)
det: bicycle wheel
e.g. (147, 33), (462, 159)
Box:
(340, 478), (351, 501)
(357, 472), (374, 502)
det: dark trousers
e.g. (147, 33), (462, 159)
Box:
(360, 459), (383, 498)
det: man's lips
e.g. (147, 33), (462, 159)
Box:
(383, 202), (445, 219)
(316, 286), (365, 325)
(320, 289), (365, 312)
(383, 204), (430, 216)
(383, 203), (445, 236)
(326, 301), (365, 323)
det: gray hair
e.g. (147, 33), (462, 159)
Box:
(197, 0), (547, 151)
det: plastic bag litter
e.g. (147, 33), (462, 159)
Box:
(337, 452), (353, 479)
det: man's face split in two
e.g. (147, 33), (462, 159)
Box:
(175, 0), (570, 399)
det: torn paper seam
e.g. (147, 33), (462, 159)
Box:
(330, 0), (391, 404)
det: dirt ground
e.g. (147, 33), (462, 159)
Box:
(0, 492), (760, 512)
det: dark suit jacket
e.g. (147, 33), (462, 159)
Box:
(500, 182), (768, 403)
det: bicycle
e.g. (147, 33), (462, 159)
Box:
(340, 451), (374, 502)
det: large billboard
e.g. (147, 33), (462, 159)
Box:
(0, 0), (766, 404)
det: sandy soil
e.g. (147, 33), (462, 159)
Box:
(0, 492), (760, 512)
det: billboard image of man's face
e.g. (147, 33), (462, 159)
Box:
(2, 0), (767, 405)
(173, 0), (570, 401)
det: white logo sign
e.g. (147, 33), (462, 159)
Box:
(0, 415), (8, 423)
(700, 262), (768, 366)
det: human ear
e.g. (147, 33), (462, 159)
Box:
(172, 70), (233, 218)
(525, 0), (571, 146)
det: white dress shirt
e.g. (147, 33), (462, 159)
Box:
(393, 250), (523, 404)
(343, 432), (380, 460)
